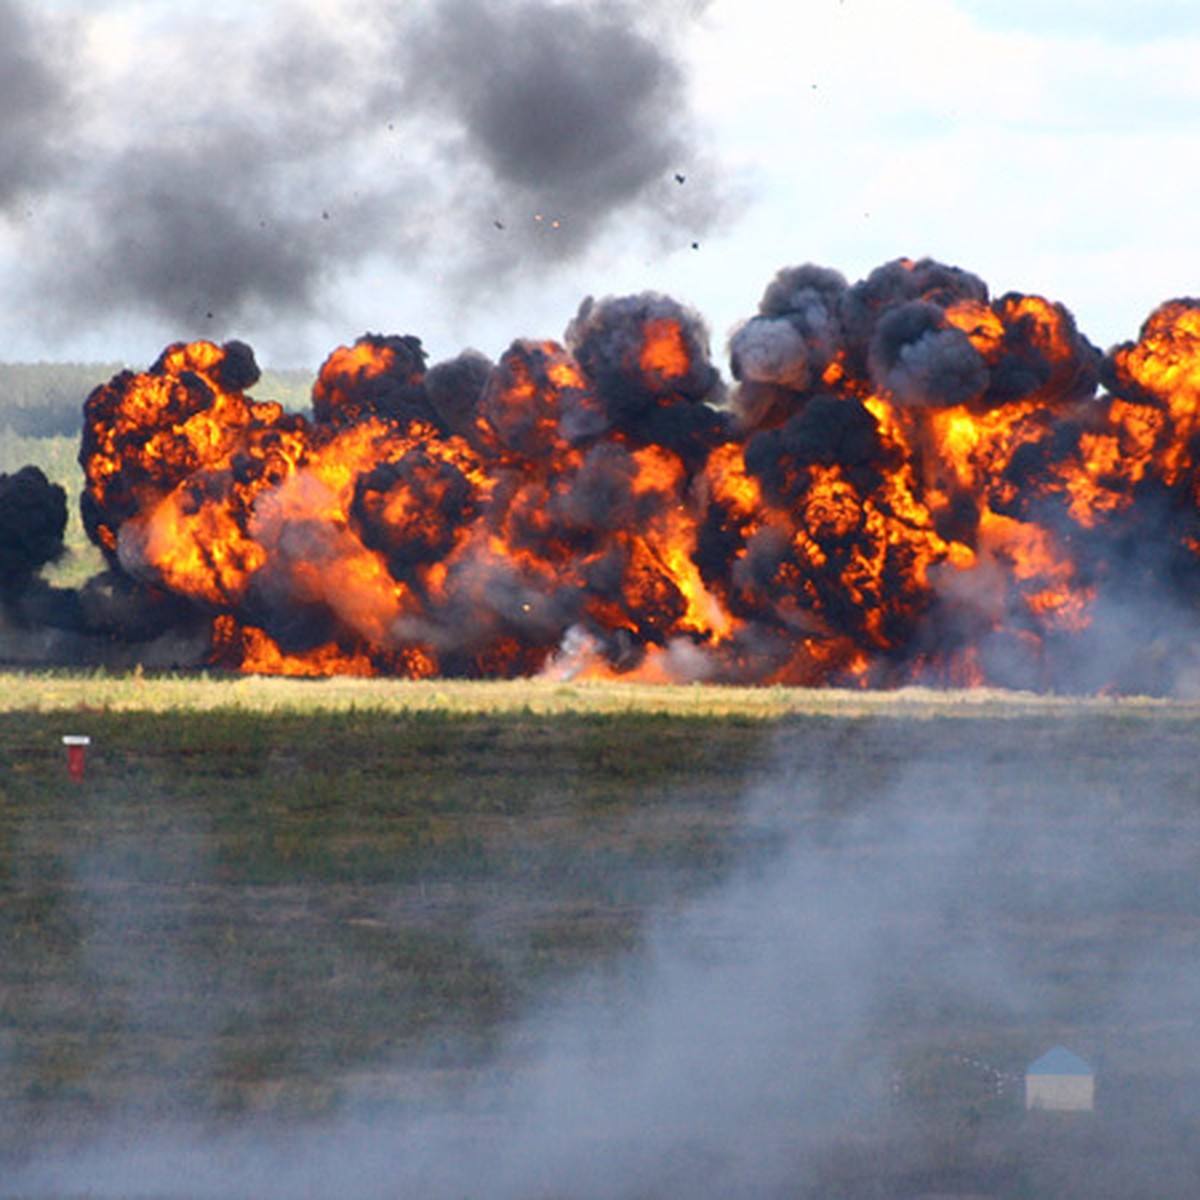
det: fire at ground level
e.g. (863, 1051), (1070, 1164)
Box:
(2, 582), (1200, 698)
(9, 256), (1200, 693)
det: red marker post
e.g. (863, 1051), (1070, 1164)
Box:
(62, 735), (91, 782)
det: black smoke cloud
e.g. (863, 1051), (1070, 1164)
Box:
(0, 463), (78, 637)
(0, 465), (66, 593)
(37, 135), (390, 333)
(11, 0), (729, 341)
(732, 267), (846, 383)
(567, 291), (721, 411)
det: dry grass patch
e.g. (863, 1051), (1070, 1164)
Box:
(3, 669), (1198, 719)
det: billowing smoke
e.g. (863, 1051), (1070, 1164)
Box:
(396, 0), (720, 278)
(867, 301), (990, 408)
(565, 291), (725, 461)
(730, 265), (849, 429)
(9, 0), (727, 339)
(0, 465), (66, 593)
(0, 464), (82, 642)
(41, 136), (388, 332)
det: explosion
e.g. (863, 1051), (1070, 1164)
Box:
(69, 257), (1200, 692)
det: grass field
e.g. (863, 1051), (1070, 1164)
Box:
(3, 675), (1200, 1198)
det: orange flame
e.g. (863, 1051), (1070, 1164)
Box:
(639, 318), (691, 384)
(75, 276), (1200, 692)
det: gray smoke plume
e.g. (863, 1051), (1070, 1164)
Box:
(728, 264), (849, 429)
(11, 0), (729, 343)
(19, 1), (411, 335)
(728, 257), (1102, 429)
(0, 0), (74, 209)
(867, 299), (990, 407)
(36, 136), (391, 333)
(395, 0), (724, 280)
(729, 316), (815, 392)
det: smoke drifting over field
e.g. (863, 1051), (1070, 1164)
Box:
(9, 716), (1200, 1198)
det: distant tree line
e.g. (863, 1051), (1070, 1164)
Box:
(0, 362), (314, 438)
(0, 363), (125, 437)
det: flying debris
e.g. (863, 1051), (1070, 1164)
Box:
(66, 257), (1200, 693)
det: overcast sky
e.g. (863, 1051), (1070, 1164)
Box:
(2, 0), (1199, 369)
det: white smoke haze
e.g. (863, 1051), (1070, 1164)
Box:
(541, 623), (720, 683)
(8, 711), (1200, 1199)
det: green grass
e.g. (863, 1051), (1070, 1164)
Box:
(0, 702), (775, 1127)
(4, 682), (1200, 1196)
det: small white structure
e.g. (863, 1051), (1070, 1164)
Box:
(1025, 1046), (1094, 1111)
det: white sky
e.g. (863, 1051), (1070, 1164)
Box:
(6, 0), (1200, 370)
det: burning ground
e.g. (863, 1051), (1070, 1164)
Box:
(11, 255), (1200, 692)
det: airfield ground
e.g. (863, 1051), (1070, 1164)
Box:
(3, 676), (1200, 1198)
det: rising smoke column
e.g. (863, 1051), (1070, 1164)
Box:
(395, 0), (724, 282)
